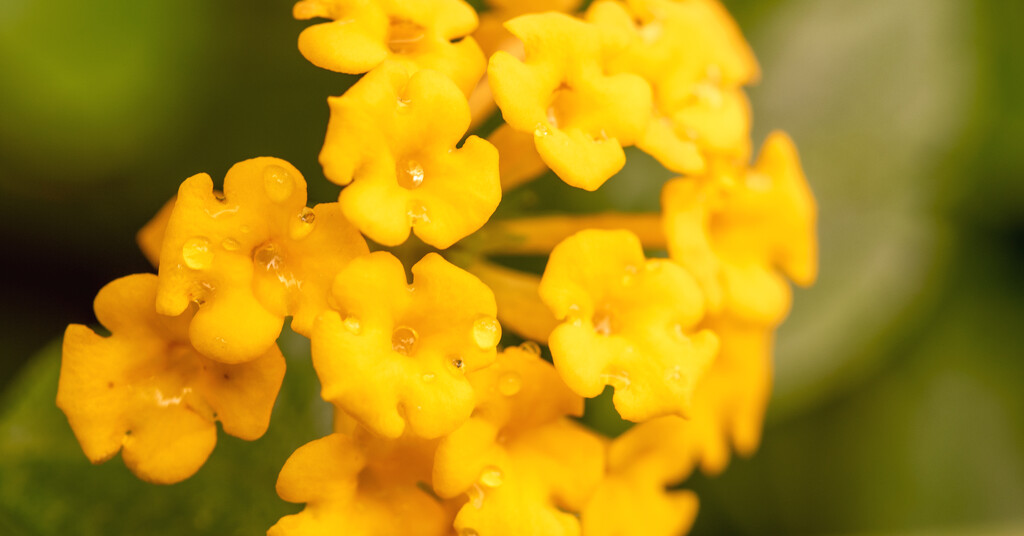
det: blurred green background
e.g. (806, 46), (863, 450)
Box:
(1, 0), (1022, 534)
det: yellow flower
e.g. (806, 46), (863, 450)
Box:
(488, 12), (653, 191)
(539, 229), (718, 421)
(433, 346), (604, 536)
(586, 0), (759, 172)
(581, 418), (700, 536)
(319, 62), (501, 249)
(312, 251), (501, 439)
(155, 157), (368, 364)
(662, 131), (817, 325)
(57, 274), (285, 484)
(270, 430), (453, 536)
(293, 0), (485, 94)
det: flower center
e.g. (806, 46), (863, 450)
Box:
(391, 326), (419, 356)
(387, 19), (426, 54)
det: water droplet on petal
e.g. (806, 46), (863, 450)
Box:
(480, 466), (504, 487)
(422, 373), (435, 383)
(408, 201), (430, 225)
(498, 372), (522, 397)
(472, 317), (501, 349)
(263, 165), (294, 203)
(667, 365), (683, 382)
(396, 159), (425, 189)
(392, 326), (418, 356)
(290, 207), (317, 240)
(182, 237), (213, 270)
(343, 316), (361, 334)
(253, 242), (284, 271)
(534, 123), (551, 137)
(221, 238), (240, 252)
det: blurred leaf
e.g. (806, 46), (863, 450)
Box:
(0, 327), (331, 536)
(689, 233), (1024, 535)
(731, 0), (980, 417)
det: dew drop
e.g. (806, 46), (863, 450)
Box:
(519, 341), (541, 356)
(498, 372), (522, 397)
(253, 242), (284, 271)
(392, 326), (418, 356)
(407, 201), (430, 224)
(182, 237), (213, 270)
(343, 316), (362, 334)
(479, 466), (504, 488)
(290, 207), (317, 240)
(593, 310), (615, 336)
(472, 317), (501, 349)
(221, 238), (241, 252)
(263, 165), (294, 203)
(667, 365), (683, 382)
(534, 123), (551, 137)
(396, 159), (425, 189)
(422, 373), (436, 383)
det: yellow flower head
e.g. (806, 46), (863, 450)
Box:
(662, 131), (817, 325)
(293, 0), (485, 94)
(320, 62), (501, 249)
(57, 274), (285, 484)
(270, 431), (452, 536)
(586, 0), (760, 173)
(488, 12), (653, 191)
(312, 251), (501, 439)
(538, 229), (719, 421)
(433, 347), (603, 536)
(155, 157), (368, 364)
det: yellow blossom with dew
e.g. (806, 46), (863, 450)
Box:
(53, 0), (820, 533)
(539, 229), (719, 421)
(587, 0), (759, 173)
(319, 62), (501, 248)
(434, 346), (605, 536)
(58, 274), (285, 484)
(662, 131), (817, 324)
(488, 12), (653, 191)
(155, 157), (368, 364)
(293, 0), (485, 94)
(269, 430), (453, 536)
(312, 251), (501, 439)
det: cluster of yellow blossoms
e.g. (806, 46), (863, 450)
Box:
(58, 0), (817, 534)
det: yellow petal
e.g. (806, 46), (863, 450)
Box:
(58, 274), (285, 484)
(322, 64), (500, 248)
(312, 252), (499, 438)
(539, 229), (717, 420)
(156, 157), (367, 363)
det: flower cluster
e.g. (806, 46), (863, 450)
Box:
(59, 0), (817, 534)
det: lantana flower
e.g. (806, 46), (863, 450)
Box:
(587, 0), (760, 173)
(312, 251), (501, 439)
(155, 157), (368, 364)
(662, 131), (817, 325)
(319, 62), (501, 248)
(433, 346), (605, 536)
(293, 0), (485, 94)
(539, 229), (719, 421)
(269, 430), (453, 536)
(488, 12), (653, 191)
(58, 274), (285, 484)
